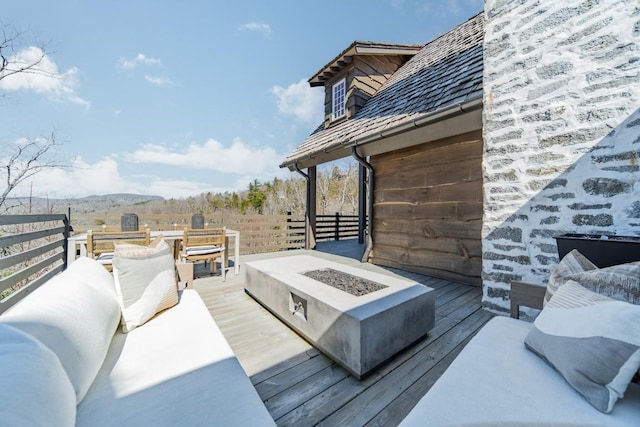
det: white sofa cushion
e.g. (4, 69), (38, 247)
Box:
(185, 244), (223, 255)
(0, 323), (77, 426)
(0, 257), (121, 403)
(112, 238), (178, 333)
(77, 289), (275, 426)
(400, 316), (640, 426)
(525, 281), (640, 413)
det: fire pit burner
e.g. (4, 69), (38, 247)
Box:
(303, 268), (387, 296)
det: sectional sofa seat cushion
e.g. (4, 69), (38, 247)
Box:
(0, 257), (121, 403)
(399, 316), (640, 426)
(77, 289), (275, 426)
(113, 237), (179, 333)
(525, 281), (640, 413)
(0, 323), (77, 427)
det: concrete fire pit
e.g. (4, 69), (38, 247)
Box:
(244, 255), (435, 379)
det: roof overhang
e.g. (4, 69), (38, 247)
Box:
(284, 96), (483, 170)
(308, 41), (423, 87)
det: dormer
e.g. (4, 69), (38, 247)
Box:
(309, 41), (422, 129)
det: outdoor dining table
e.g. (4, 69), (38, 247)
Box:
(66, 228), (241, 275)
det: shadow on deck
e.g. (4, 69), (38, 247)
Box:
(192, 240), (492, 426)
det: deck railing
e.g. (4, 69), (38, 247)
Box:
(0, 214), (70, 314)
(0, 212), (362, 313)
(70, 212), (363, 253)
(315, 213), (361, 242)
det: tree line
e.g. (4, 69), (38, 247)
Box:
(132, 161), (360, 217)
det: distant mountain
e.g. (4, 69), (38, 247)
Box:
(6, 193), (165, 214)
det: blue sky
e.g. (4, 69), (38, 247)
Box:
(1, 0), (482, 199)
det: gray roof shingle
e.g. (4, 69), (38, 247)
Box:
(281, 12), (484, 168)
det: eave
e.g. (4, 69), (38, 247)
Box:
(308, 41), (423, 87)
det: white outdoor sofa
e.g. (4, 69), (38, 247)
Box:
(0, 257), (274, 426)
(401, 280), (640, 426)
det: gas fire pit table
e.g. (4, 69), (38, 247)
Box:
(244, 255), (435, 379)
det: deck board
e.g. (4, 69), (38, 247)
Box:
(193, 241), (492, 426)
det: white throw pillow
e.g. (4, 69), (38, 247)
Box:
(0, 257), (121, 404)
(112, 238), (178, 333)
(0, 323), (76, 426)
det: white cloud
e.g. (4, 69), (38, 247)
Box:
(21, 156), (127, 197)
(128, 137), (283, 174)
(238, 22), (272, 37)
(9, 138), (288, 199)
(271, 79), (324, 123)
(142, 178), (229, 199)
(144, 75), (173, 86)
(0, 46), (89, 107)
(14, 155), (226, 199)
(117, 53), (162, 69)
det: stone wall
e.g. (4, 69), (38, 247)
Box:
(482, 0), (640, 313)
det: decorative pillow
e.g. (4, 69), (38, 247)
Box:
(0, 257), (121, 403)
(0, 323), (77, 426)
(114, 234), (169, 257)
(112, 237), (178, 333)
(561, 261), (640, 306)
(544, 249), (597, 305)
(525, 280), (640, 413)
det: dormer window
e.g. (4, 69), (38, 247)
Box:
(332, 79), (346, 120)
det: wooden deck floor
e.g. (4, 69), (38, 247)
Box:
(193, 242), (493, 426)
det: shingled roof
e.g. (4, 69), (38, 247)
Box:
(308, 41), (424, 87)
(281, 12), (484, 169)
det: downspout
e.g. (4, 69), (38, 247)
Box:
(293, 163), (311, 250)
(351, 146), (374, 263)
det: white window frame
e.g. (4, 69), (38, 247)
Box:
(332, 78), (346, 120)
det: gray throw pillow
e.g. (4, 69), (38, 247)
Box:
(562, 261), (640, 305)
(525, 280), (640, 413)
(544, 249), (597, 305)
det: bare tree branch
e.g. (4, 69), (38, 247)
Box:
(0, 132), (64, 211)
(0, 25), (55, 85)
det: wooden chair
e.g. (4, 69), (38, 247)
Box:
(86, 230), (151, 271)
(180, 227), (226, 281)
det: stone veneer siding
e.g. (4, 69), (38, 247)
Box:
(482, 0), (640, 313)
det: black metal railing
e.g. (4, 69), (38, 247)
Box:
(0, 214), (70, 314)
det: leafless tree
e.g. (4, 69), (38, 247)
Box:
(0, 133), (63, 212)
(1, 25), (64, 212)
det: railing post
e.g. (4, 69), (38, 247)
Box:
(335, 212), (340, 241)
(63, 214), (70, 270)
(286, 211), (293, 250)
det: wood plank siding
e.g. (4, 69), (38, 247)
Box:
(323, 55), (406, 128)
(370, 129), (483, 285)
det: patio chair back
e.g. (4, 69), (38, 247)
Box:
(180, 227), (226, 280)
(86, 230), (151, 271)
